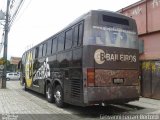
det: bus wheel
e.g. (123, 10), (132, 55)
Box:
(46, 83), (54, 103)
(54, 85), (64, 108)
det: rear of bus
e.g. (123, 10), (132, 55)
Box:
(82, 10), (140, 106)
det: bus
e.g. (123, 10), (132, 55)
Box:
(19, 10), (140, 107)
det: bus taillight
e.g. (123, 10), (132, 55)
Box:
(87, 68), (95, 87)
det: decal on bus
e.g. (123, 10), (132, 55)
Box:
(33, 58), (50, 81)
(25, 52), (33, 87)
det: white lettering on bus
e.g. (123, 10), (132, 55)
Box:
(92, 26), (136, 35)
(94, 49), (137, 64)
(105, 53), (119, 61)
(120, 54), (136, 62)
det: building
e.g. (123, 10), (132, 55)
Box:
(119, 0), (160, 99)
(10, 57), (21, 72)
(10, 57), (21, 65)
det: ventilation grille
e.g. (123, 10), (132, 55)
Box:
(70, 79), (81, 99)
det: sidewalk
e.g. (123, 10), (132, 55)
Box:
(130, 97), (160, 108)
(0, 81), (80, 120)
(0, 81), (70, 114)
(129, 97), (160, 114)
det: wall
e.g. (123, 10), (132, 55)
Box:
(119, 0), (160, 99)
(119, 0), (160, 60)
(120, 0), (160, 35)
(140, 33), (160, 60)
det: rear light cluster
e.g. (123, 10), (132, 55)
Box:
(87, 68), (95, 87)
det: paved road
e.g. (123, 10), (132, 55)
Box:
(0, 81), (160, 120)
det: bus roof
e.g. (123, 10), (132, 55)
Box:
(23, 10), (134, 54)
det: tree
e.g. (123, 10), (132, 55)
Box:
(0, 58), (15, 72)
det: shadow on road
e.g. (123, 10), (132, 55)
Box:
(64, 104), (144, 118)
(25, 89), (145, 118)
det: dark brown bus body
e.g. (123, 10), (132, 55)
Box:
(20, 10), (140, 107)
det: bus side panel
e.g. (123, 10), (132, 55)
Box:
(63, 48), (84, 106)
(31, 58), (45, 93)
(56, 52), (71, 103)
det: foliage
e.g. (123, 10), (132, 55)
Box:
(0, 58), (17, 72)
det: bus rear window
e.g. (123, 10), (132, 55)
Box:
(102, 15), (129, 26)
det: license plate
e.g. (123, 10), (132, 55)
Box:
(113, 78), (124, 84)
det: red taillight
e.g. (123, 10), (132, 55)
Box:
(87, 68), (95, 87)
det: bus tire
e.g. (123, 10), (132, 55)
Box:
(46, 83), (54, 103)
(54, 85), (64, 108)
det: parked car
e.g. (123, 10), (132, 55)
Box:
(6, 72), (20, 80)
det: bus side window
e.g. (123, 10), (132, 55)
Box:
(33, 48), (35, 59)
(52, 37), (57, 54)
(22, 53), (26, 64)
(65, 29), (72, 50)
(57, 33), (65, 52)
(78, 23), (83, 46)
(47, 39), (52, 56)
(43, 43), (47, 57)
(26, 52), (28, 60)
(38, 44), (43, 58)
(35, 47), (39, 58)
(30, 50), (33, 58)
(73, 23), (83, 47)
(73, 26), (78, 47)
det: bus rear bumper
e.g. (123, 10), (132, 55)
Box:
(86, 86), (139, 105)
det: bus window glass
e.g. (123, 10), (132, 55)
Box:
(103, 15), (129, 26)
(38, 44), (43, 57)
(43, 43), (47, 57)
(32, 48), (35, 59)
(65, 29), (72, 49)
(73, 26), (78, 47)
(47, 39), (52, 56)
(22, 53), (26, 63)
(52, 38), (57, 54)
(57, 33), (65, 52)
(78, 24), (83, 46)
(87, 27), (138, 49)
(35, 47), (39, 58)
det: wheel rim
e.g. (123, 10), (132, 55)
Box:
(46, 87), (52, 99)
(54, 90), (61, 103)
